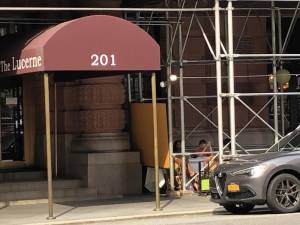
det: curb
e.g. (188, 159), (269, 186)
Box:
(24, 208), (217, 225)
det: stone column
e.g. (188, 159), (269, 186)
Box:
(61, 75), (141, 198)
(68, 76), (130, 153)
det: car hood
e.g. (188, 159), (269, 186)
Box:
(231, 152), (287, 162)
(216, 152), (298, 173)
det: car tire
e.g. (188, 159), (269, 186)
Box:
(222, 203), (255, 214)
(267, 173), (300, 213)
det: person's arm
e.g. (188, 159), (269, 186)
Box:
(203, 142), (213, 156)
(207, 142), (213, 153)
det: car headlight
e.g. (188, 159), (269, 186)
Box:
(230, 164), (267, 178)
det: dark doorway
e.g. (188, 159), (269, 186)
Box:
(0, 81), (24, 161)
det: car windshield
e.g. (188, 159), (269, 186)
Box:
(267, 125), (300, 152)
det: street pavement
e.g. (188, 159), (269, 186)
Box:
(93, 208), (300, 225)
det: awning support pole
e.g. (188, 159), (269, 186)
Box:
(151, 72), (160, 211)
(43, 73), (54, 219)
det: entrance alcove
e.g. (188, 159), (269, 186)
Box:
(0, 15), (160, 200)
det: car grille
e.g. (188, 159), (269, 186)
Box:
(227, 188), (255, 199)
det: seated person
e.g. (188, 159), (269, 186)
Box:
(192, 139), (213, 158)
(173, 140), (199, 192)
(203, 138), (231, 174)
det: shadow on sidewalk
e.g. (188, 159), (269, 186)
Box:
(52, 195), (175, 219)
(0, 202), (9, 210)
(55, 206), (77, 219)
(55, 194), (171, 208)
(161, 199), (174, 209)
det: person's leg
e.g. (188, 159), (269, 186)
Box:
(193, 181), (199, 192)
(187, 162), (196, 177)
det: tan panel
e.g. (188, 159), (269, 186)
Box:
(23, 76), (36, 166)
(130, 103), (169, 169)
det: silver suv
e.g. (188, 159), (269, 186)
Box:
(210, 125), (300, 213)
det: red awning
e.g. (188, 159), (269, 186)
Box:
(0, 15), (160, 77)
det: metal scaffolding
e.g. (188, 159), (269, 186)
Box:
(126, 0), (300, 192)
(1, 0), (300, 195)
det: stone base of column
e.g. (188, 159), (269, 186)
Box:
(71, 132), (130, 153)
(69, 151), (142, 198)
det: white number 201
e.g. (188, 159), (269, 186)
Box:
(91, 54), (116, 66)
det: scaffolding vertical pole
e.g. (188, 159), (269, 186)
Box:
(178, 0), (186, 191)
(272, 1), (279, 143)
(215, 0), (224, 163)
(278, 10), (282, 65)
(127, 74), (132, 103)
(277, 10), (285, 135)
(151, 72), (160, 211)
(227, 0), (236, 155)
(43, 73), (54, 219)
(280, 83), (285, 135)
(165, 0), (175, 191)
(138, 72), (143, 101)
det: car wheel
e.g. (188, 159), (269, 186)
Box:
(267, 173), (300, 213)
(222, 203), (255, 214)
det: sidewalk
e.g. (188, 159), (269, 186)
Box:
(0, 194), (221, 225)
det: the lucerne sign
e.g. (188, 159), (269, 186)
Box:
(0, 56), (42, 73)
(0, 53), (118, 74)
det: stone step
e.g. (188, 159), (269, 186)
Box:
(0, 179), (82, 192)
(0, 187), (98, 202)
(0, 170), (46, 182)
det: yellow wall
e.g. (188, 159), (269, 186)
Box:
(130, 103), (169, 169)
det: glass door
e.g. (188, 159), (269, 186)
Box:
(0, 86), (24, 161)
